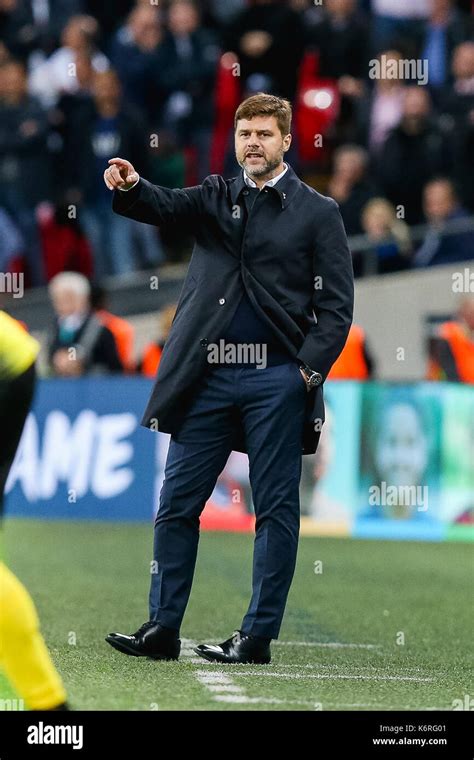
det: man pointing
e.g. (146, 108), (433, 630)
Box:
(105, 93), (354, 664)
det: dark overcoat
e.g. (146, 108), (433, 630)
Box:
(112, 163), (354, 454)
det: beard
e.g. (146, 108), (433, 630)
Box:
(238, 152), (283, 178)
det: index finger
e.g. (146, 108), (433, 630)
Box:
(108, 157), (131, 168)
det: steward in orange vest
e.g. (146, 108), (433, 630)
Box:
(327, 324), (374, 380)
(426, 299), (474, 383)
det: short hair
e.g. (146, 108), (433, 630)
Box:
(234, 93), (292, 137)
(49, 272), (91, 299)
(424, 177), (457, 199)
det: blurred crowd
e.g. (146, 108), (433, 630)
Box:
(46, 272), (474, 383)
(0, 0), (473, 286)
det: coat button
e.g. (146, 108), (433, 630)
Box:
(242, 189), (249, 195)
(200, 338), (208, 347)
(219, 298), (226, 305)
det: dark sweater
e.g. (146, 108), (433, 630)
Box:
(217, 185), (291, 367)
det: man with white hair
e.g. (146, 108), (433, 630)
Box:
(48, 272), (123, 376)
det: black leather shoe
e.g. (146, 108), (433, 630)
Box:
(105, 621), (180, 660)
(194, 630), (271, 664)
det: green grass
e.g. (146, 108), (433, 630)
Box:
(1, 519), (473, 711)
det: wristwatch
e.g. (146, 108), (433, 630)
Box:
(299, 364), (323, 388)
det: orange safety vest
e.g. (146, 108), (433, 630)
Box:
(427, 321), (474, 383)
(96, 309), (135, 372)
(141, 343), (162, 378)
(328, 324), (369, 381)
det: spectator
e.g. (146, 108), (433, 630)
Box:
(29, 14), (109, 108)
(0, 206), (24, 273)
(309, 0), (370, 143)
(48, 271), (123, 376)
(91, 284), (136, 373)
(139, 303), (177, 378)
(156, 0), (220, 181)
(426, 297), (474, 383)
(225, 0), (305, 101)
(441, 40), (474, 119)
(83, 0), (135, 44)
(0, 0), (38, 62)
(357, 49), (408, 155)
(327, 144), (377, 236)
(442, 41), (474, 211)
(361, 197), (412, 274)
(376, 86), (452, 225)
(67, 69), (164, 279)
(37, 201), (93, 282)
(414, 178), (474, 267)
(0, 58), (50, 285)
(108, 5), (164, 121)
(417, 0), (473, 94)
(310, 0), (369, 83)
(370, 0), (431, 54)
(327, 323), (376, 379)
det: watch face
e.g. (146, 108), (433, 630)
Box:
(310, 372), (322, 386)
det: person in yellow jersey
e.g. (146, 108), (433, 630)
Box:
(0, 310), (69, 710)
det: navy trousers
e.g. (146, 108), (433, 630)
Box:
(148, 360), (307, 639)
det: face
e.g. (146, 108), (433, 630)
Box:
(452, 43), (474, 79)
(375, 404), (428, 488)
(334, 150), (365, 181)
(327, 0), (355, 16)
(364, 205), (390, 238)
(424, 181), (455, 222)
(51, 288), (88, 318)
(168, 2), (199, 35)
(0, 63), (26, 100)
(235, 115), (291, 179)
(93, 71), (121, 102)
(403, 87), (430, 120)
(130, 7), (161, 48)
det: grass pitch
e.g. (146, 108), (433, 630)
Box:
(1, 519), (472, 711)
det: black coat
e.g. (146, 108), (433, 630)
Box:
(113, 163), (354, 454)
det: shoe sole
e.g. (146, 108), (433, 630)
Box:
(193, 647), (270, 665)
(105, 636), (179, 661)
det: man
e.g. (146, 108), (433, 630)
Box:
(414, 178), (474, 267)
(0, 311), (68, 709)
(104, 93), (353, 664)
(376, 87), (451, 226)
(69, 69), (163, 279)
(426, 297), (474, 383)
(48, 271), (123, 376)
(327, 145), (376, 237)
(0, 59), (50, 286)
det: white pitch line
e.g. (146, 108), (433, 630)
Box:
(181, 643), (248, 701)
(206, 684), (245, 693)
(196, 674), (234, 685)
(273, 640), (381, 649)
(225, 671), (434, 683)
(214, 695), (320, 705)
(214, 697), (448, 710)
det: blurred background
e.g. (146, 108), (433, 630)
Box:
(1, 0), (473, 540)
